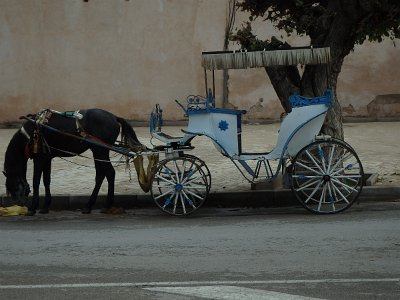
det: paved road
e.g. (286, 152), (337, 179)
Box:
(0, 200), (399, 299)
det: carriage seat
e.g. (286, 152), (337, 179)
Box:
(150, 104), (186, 144)
(151, 131), (184, 144)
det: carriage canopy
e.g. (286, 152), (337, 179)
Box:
(201, 47), (330, 70)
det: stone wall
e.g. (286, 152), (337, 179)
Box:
(0, 0), (399, 123)
(366, 95), (400, 119)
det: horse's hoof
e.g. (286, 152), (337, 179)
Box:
(25, 210), (36, 216)
(39, 208), (49, 214)
(81, 207), (91, 214)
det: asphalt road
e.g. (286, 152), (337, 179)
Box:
(0, 201), (399, 299)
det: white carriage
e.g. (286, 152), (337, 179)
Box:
(148, 47), (364, 216)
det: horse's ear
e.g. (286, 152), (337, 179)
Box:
(2, 171), (7, 178)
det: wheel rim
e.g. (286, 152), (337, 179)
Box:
(291, 140), (364, 214)
(151, 157), (210, 215)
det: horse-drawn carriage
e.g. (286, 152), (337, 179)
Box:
(3, 47), (364, 216)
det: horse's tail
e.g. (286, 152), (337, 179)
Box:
(116, 117), (147, 152)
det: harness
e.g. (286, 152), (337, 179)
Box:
(22, 109), (83, 159)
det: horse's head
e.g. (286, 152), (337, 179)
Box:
(3, 171), (31, 205)
(3, 125), (32, 206)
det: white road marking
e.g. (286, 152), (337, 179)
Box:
(0, 278), (398, 289)
(144, 285), (324, 300)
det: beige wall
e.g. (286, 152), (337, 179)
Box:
(338, 40), (400, 116)
(0, 0), (399, 123)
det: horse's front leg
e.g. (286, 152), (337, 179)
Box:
(39, 158), (52, 214)
(26, 158), (43, 216)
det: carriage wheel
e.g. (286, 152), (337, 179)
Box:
(182, 154), (211, 193)
(151, 156), (210, 216)
(290, 139), (364, 214)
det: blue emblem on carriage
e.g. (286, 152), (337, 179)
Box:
(218, 120), (229, 131)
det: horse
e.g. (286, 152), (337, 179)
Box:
(3, 108), (146, 216)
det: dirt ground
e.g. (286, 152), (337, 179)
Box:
(1, 122), (399, 197)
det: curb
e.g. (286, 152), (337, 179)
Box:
(2, 186), (398, 211)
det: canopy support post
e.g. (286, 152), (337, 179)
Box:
(204, 68), (208, 96)
(212, 70), (215, 99)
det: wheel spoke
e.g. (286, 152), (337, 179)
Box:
(154, 188), (175, 200)
(155, 174), (176, 185)
(332, 174), (362, 184)
(317, 184), (327, 211)
(305, 149), (324, 174)
(182, 174), (202, 185)
(327, 181), (336, 212)
(182, 190), (196, 209)
(329, 181), (340, 204)
(179, 193), (187, 215)
(318, 144), (327, 172)
(294, 178), (321, 192)
(184, 184), (208, 190)
(304, 180), (324, 204)
(295, 161), (323, 175)
(162, 197), (173, 209)
(185, 189), (205, 200)
(330, 181), (350, 204)
(185, 178), (205, 187)
(329, 151), (354, 175)
(327, 144), (336, 173)
(161, 165), (177, 182)
(181, 168), (200, 185)
(331, 178), (359, 193)
(180, 160), (187, 182)
(172, 192), (179, 214)
(173, 160), (181, 184)
(152, 183), (174, 189)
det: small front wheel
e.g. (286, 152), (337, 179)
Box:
(151, 156), (210, 216)
(290, 139), (364, 214)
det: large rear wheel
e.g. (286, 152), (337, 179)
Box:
(290, 139), (364, 214)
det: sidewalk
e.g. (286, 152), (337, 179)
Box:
(1, 122), (399, 209)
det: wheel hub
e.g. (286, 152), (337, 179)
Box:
(175, 183), (183, 192)
(323, 174), (331, 182)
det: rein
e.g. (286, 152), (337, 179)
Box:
(46, 144), (129, 164)
(20, 116), (144, 158)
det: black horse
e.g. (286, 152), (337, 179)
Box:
(3, 108), (145, 216)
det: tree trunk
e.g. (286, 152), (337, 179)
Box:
(265, 63), (344, 140)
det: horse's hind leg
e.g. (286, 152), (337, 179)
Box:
(39, 158), (52, 214)
(103, 157), (115, 212)
(82, 160), (105, 214)
(82, 149), (115, 214)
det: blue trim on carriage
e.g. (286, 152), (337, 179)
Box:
(186, 107), (244, 116)
(289, 89), (333, 108)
